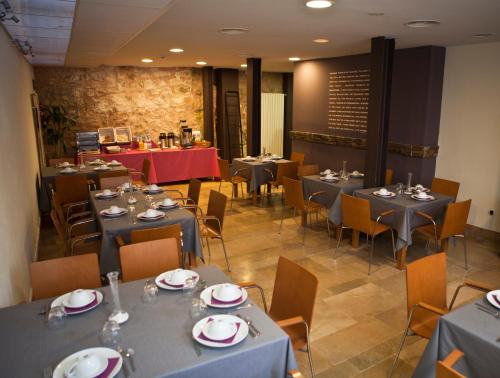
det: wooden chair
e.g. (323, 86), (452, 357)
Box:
(288, 370), (304, 378)
(415, 199), (471, 269)
(297, 164), (319, 178)
(269, 161), (299, 193)
(119, 238), (181, 282)
(130, 158), (151, 186)
(385, 168), (394, 186)
(335, 193), (395, 274)
(280, 177), (330, 243)
(290, 151), (305, 166)
(437, 349), (466, 378)
(31, 254), (101, 300)
(99, 175), (131, 190)
(198, 190), (231, 271)
(431, 177), (460, 199)
(115, 224), (184, 267)
(48, 157), (74, 167)
(54, 174), (90, 209)
(217, 159), (249, 208)
(388, 253), (492, 377)
(175, 179), (202, 207)
(241, 257), (318, 377)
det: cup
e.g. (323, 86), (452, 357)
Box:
(325, 174), (334, 180)
(204, 319), (236, 340)
(150, 184), (159, 191)
(182, 277), (196, 300)
(144, 208), (157, 218)
(142, 279), (159, 304)
(352, 170), (360, 175)
(379, 188), (389, 196)
(100, 319), (122, 348)
(102, 189), (112, 196)
(65, 354), (102, 378)
(128, 205), (136, 224)
(214, 284), (241, 302)
(47, 306), (66, 329)
(67, 289), (93, 308)
(60, 162), (69, 167)
(415, 184), (424, 191)
(109, 205), (120, 214)
(324, 169), (331, 174)
(417, 191), (428, 199)
(169, 269), (187, 286)
(162, 198), (174, 207)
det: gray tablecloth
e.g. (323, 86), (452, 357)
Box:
(302, 176), (364, 225)
(90, 191), (203, 275)
(40, 165), (129, 212)
(414, 299), (500, 377)
(232, 158), (291, 193)
(0, 266), (297, 377)
(354, 187), (453, 250)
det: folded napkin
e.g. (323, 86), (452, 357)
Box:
(493, 294), (500, 307)
(96, 357), (120, 378)
(160, 276), (197, 288)
(211, 289), (242, 305)
(198, 319), (241, 344)
(64, 291), (98, 314)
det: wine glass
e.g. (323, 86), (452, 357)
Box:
(100, 320), (122, 348)
(142, 279), (159, 304)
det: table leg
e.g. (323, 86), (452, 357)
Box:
(252, 192), (258, 206)
(351, 230), (360, 247)
(267, 183), (272, 194)
(232, 183), (239, 198)
(440, 238), (449, 252)
(396, 246), (407, 270)
(335, 225), (342, 240)
(301, 211), (307, 227)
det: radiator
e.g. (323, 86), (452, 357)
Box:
(261, 93), (285, 156)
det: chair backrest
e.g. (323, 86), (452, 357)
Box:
(269, 256), (318, 331)
(130, 224), (183, 265)
(297, 164), (319, 177)
(436, 349), (466, 378)
(282, 177), (305, 210)
(120, 238), (180, 282)
(206, 190), (227, 233)
(187, 179), (202, 205)
(431, 177), (460, 199)
(406, 253), (447, 327)
(55, 174), (89, 205)
(48, 157), (74, 167)
(340, 194), (372, 235)
(385, 168), (394, 186)
(217, 159), (231, 181)
(440, 199), (471, 239)
(31, 254), (101, 300)
(50, 208), (65, 242)
(99, 175), (130, 190)
(276, 161), (299, 186)
(290, 152), (305, 166)
(142, 159), (151, 184)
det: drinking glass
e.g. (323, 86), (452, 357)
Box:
(341, 160), (348, 180)
(142, 279), (159, 304)
(190, 298), (207, 321)
(100, 319), (122, 348)
(396, 183), (404, 196)
(128, 205), (136, 224)
(406, 172), (413, 193)
(182, 277), (196, 300)
(46, 306), (66, 329)
(107, 271), (129, 324)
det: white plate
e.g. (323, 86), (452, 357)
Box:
(242, 158), (256, 162)
(373, 191), (396, 198)
(192, 314), (249, 348)
(60, 169), (77, 174)
(349, 172), (365, 178)
(94, 167), (111, 171)
(137, 210), (165, 221)
(486, 290), (500, 309)
(200, 284), (248, 308)
(320, 177), (338, 182)
(62, 290), (95, 309)
(51, 291), (103, 315)
(411, 194), (435, 201)
(95, 192), (119, 199)
(89, 160), (105, 165)
(320, 171), (336, 176)
(157, 201), (179, 210)
(155, 270), (200, 290)
(270, 156), (282, 160)
(57, 163), (75, 168)
(412, 187), (430, 193)
(52, 347), (122, 378)
(100, 209), (128, 217)
(143, 188), (163, 194)
(107, 162), (122, 167)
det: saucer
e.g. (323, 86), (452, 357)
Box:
(411, 194), (435, 201)
(192, 315), (248, 348)
(200, 284), (248, 308)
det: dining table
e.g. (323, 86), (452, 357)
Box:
(0, 266), (297, 377)
(89, 190), (203, 275)
(353, 186), (454, 269)
(414, 298), (500, 377)
(40, 164), (129, 212)
(232, 157), (293, 205)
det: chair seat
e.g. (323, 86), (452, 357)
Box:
(370, 220), (391, 236)
(415, 223), (443, 239)
(304, 200), (323, 212)
(200, 224), (221, 238)
(410, 307), (448, 339)
(270, 314), (307, 351)
(230, 176), (247, 184)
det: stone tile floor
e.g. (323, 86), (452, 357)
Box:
(38, 180), (500, 377)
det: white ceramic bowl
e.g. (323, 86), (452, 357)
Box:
(324, 169), (331, 174)
(66, 289), (94, 308)
(417, 191), (428, 199)
(65, 353), (104, 378)
(144, 209), (158, 218)
(149, 184), (159, 191)
(202, 319), (237, 341)
(102, 189), (112, 196)
(353, 170), (360, 175)
(162, 198), (175, 206)
(109, 206), (121, 214)
(214, 284), (241, 302)
(168, 269), (187, 286)
(379, 188), (389, 195)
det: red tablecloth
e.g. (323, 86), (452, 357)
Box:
(84, 147), (219, 184)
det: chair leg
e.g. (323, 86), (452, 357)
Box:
(334, 226), (344, 258)
(326, 213), (331, 238)
(206, 237), (212, 263)
(388, 308), (416, 378)
(279, 206), (286, 234)
(369, 235), (374, 275)
(218, 181), (222, 192)
(220, 236), (231, 272)
(303, 321), (315, 378)
(461, 234), (468, 270)
(390, 229), (396, 261)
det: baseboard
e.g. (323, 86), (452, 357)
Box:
(466, 224), (500, 242)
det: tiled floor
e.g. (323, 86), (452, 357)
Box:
(38, 180), (500, 377)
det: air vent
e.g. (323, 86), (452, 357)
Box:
(405, 20), (441, 28)
(219, 28), (249, 35)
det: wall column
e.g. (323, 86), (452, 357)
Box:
(201, 66), (214, 144)
(246, 58), (261, 156)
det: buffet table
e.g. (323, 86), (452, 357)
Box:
(83, 147), (220, 184)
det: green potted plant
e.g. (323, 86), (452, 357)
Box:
(41, 105), (77, 158)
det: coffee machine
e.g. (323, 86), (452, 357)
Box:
(159, 133), (167, 149)
(179, 120), (193, 148)
(167, 132), (175, 148)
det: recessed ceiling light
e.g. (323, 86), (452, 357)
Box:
(289, 57), (301, 62)
(141, 58), (153, 63)
(313, 38), (330, 44)
(305, 0), (334, 9)
(196, 61), (207, 65)
(219, 28), (249, 35)
(405, 20), (441, 28)
(472, 33), (495, 38)
(240, 64), (247, 67)
(368, 12), (384, 16)
(169, 48), (184, 53)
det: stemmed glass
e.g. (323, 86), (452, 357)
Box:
(107, 271), (129, 324)
(100, 319), (122, 348)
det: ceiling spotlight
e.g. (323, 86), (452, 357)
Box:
(219, 27), (249, 35)
(169, 48), (184, 53)
(405, 20), (440, 28)
(196, 61), (207, 65)
(305, 0), (334, 9)
(313, 38), (330, 44)
(368, 12), (385, 16)
(141, 58), (153, 63)
(289, 57), (301, 61)
(240, 64), (247, 67)
(472, 33), (494, 38)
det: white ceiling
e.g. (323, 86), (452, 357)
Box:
(4, 0), (500, 70)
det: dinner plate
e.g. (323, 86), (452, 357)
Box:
(88, 160), (105, 165)
(200, 284), (248, 308)
(137, 211), (165, 221)
(60, 169), (77, 174)
(51, 291), (103, 315)
(94, 167), (111, 171)
(320, 171), (337, 176)
(52, 347), (122, 378)
(155, 270), (200, 290)
(107, 162), (122, 167)
(95, 192), (119, 199)
(486, 290), (500, 309)
(270, 156), (282, 160)
(242, 158), (256, 162)
(100, 208), (128, 217)
(411, 194), (435, 201)
(57, 163), (74, 168)
(192, 314), (249, 348)
(157, 202), (179, 210)
(320, 177), (338, 182)
(143, 189), (163, 194)
(412, 187), (430, 193)
(373, 191), (396, 198)
(349, 173), (365, 178)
